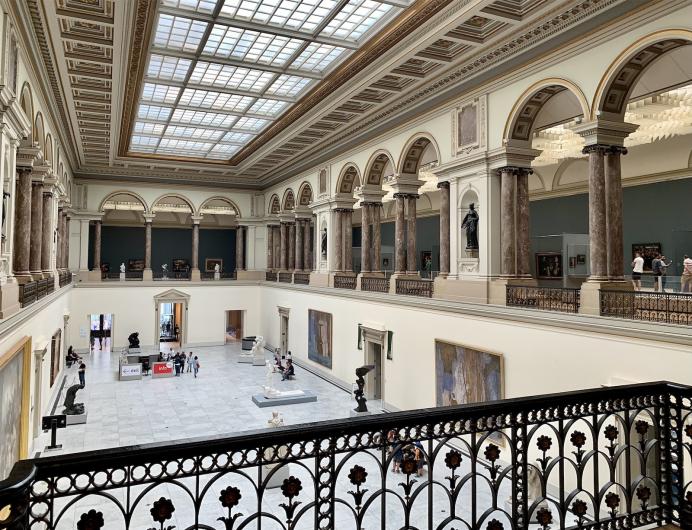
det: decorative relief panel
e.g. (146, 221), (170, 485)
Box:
(452, 94), (486, 156)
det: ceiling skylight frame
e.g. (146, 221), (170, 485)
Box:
(130, 0), (406, 161)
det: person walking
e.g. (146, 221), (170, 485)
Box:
(187, 352), (194, 373)
(173, 352), (181, 376)
(659, 255), (671, 292)
(180, 352), (187, 374)
(193, 356), (200, 378)
(631, 252), (644, 291)
(652, 254), (663, 292)
(78, 362), (86, 387)
(682, 254), (692, 293)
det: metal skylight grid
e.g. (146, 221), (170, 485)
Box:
(130, 0), (403, 160)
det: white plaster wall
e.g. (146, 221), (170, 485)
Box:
(68, 284), (261, 351)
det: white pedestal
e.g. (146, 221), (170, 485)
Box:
(238, 355), (253, 363)
(214, 271), (220, 280)
(66, 410), (88, 425)
(264, 463), (290, 489)
(119, 272), (125, 281)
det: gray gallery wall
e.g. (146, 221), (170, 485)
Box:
(89, 226), (237, 272)
(530, 178), (692, 276)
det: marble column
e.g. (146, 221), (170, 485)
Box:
(56, 209), (63, 272)
(288, 222), (295, 270)
(303, 221), (310, 271)
(605, 146), (626, 280)
(438, 182), (450, 276)
(41, 191), (53, 274)
(92, 220), (102, 272)
(584, 145), (608, 280)
(516, 169), (531, 277)
(373, 204), (381, 272)
(361, 204), (371, 273)
(343, 209), (353, 272)
(280, 223), (287, 270)
(235, 225), (243, 271)
(274, 226), (281, 269)
(13, 168), (32, 279)
(500, 167), (516, 277)
(394, 195), (406, 273)
(29, 181), (44, 277)
(295, 220), (303, 271)
(144, 219), (152, 271)
(267, 225), (274, 270)
(333, 210), (343, 272)
(406, 195), (417, 273)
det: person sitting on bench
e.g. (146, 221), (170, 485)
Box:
(281, 359), (295, 381)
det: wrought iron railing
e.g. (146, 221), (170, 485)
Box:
(36, 278), (48, 300)
(124, 271), (143, 280)
(153, 270), (190, 280)
(294, 272), (310, 285)
(201, 271), (237, 280)
(101, 271), (121, 280)
(266, 271), (277, 281)
(279, 272), (293, 283)
(361, 276), (389, 293)
(334, 274), (357, 289)
(601, 289), (692, 325)
(18, 281), (37, 307)
(46, 277), (54, 295)
(58, 271), (72, 287)
(396, 278), (433, 297)
(506, 285), (581, 313)
(1, 381), (691, 529)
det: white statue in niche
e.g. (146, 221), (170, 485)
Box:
(214, 263), (220, 273)
(120, 263), (125, 273)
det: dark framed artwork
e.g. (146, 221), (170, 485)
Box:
(205, 258), (223, 272)
(577, 254), (586, 265)
(128, 258), (145, 271)
(421, 251), (432, 272)
(308, 309), (332, 369)
(535, 252), (563, 279)
(569, 256), (577, 268)
(632, 243), (661, 272)
(100, 262), (110, 273)
(172, 259), (189, 272)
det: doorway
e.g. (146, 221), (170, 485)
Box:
(278, 307), (290, 355)
(159, 302), (183, 348)
(31, 347), (46, 440)
(225, 310), (243, 343)
(89, 314), (112, 354)
(365, 342), (382, 400)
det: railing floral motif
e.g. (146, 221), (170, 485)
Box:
(395, 278), (433, 297)
(601, 290), (692, 325)
(361, 277), (389, 293)
(507, 285), (581, 313)
(334, 274), (356, 289)
(2, 382), (689, 530)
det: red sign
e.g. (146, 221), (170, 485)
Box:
(153, 362), (173, 375)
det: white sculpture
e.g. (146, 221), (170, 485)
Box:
(214, 263), (220, 273)
(263, 360), (278, 398)
(267, 411), (284, 428)
(120, 263), (125, 273)
(264, 411), (288, 488)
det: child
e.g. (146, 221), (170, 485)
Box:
(193, 356), (200, 378)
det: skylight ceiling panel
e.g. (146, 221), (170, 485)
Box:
(161, 0), (217, 14)
(204, 25), (304, 67)
(233, 116), (270, 132)
(147, 54), (192, 82)
(132, 135), (161, 147)
(178, 88), (256, 112)
(207, 144), (241, 158)
(137, 104), (173, 121)
(320, 0), (394, 42)
(170, 108), (238, 128)
(292, 42), (346, 73)
(189, 62), (275, 92)
(220, 0), (340, 34)
(222, 131), (254, 143)
(155, 14), (208, 52)
(248, 98), (288, 117)
(141, 83), (181, 104)
(134, 121), (166, 135)
(164, 125), (224, 141)
(265, 74), (313, 97)
(158, 138), (213, 151)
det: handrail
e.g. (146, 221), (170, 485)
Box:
(507, 285), (581, 313)
(601, 289), (692, 325)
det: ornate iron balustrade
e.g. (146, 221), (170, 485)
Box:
(1, 381), (691, 530)
(36, 278), (48, 300)
(279, 272), (293, 283)
(201, 271), (237, 280)
(58, 271), (72, 288)
(124, 271), (143, 280)
(334, 274), (357, 289)
(153, 270), (190, 280)
(361, 276), (389, 293)
(266, 271), (277, 281)
(507, 285), (581, 313)
(200, 271), (214, 280)
(18, 281), (37, 307)
(396, 278), (433, 297)
(101, 272), (121, 281)
(221, 271), (237, 280)
(601, 290), (692, 325)
(46, 277), (55, 295)
(294, 272), (310, 285)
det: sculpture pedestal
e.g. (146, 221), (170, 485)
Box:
(238, 354), (254, 364)
(252, 354), (265, 366)
(214, 271), (220, 280)
(264, 463), (290, 489)
(66, 409), (88, 426)
(350, 410), (373, 417)
(119, 272), (125, 281)
(252, 390), (317, 407)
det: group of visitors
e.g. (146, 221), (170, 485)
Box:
(631, 252), (692, 293)
(388, 430), (426, 476)
(273, 349), (295, 381)
(66, 346), (87, 386)
(163, 350), (200, 378)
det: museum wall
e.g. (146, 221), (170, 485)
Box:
(88, 226), (237, 272)
(258, 284), (692, 412)
(530, 178), (692, 276)
(68, 284), (261, 351)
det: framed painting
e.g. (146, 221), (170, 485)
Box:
(205, 258), (223, 272)
(308, 310), (332, 369)
(50, 329), (62, 387)
(128, 258), (144, 271)
(172, 259), (189, 272)
(0, 337), (31, 481)
(632, 243), (661, 272)
(577, 254), (586, 265)
(535, 252), (563, 279)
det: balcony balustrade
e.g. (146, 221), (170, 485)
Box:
(601, 290), (692, 326)
(507, 285), (581, 313)
(266, 271), (278, 281)
(334, 274), (357, 289)
(361, 276), (389, 293)
(18, 281), (37, 307)
(279, 272), (293, 283)
(396, 278), (433, 297)
(294, 272), (310, 285)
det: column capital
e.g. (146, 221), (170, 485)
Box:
(581, 144), (611, 155)
(573, 119), (638, 148)
(191, 215), (203, 225)
(392, 192), (419, 200)
(436, 181), (450, 190)
(143, 213), (156, 223)
(359, 201), (382, 207)
(496, 166), (533, 177)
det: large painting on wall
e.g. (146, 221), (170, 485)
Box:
(50, 329), (62, 387)
(632, 242), (661, 272)
(0, 337), (30, 481)
(308, 310), (332, 369)
(435, 340), (503, 407)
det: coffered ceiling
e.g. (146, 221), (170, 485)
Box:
(23, 0), (642, 189)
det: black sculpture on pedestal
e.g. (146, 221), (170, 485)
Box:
(461, 203), (479, 250)
(354, 365), (375, 413)
(62, 384), (84, 415)
(128, 332), (140, 349)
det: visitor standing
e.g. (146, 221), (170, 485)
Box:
(173, 352), (181, 376)
(193, 356), (200, 378)
(652, 254), (663, 292)
(180, 352), (187, 374)
(78, 362), (86, 387)
(631, 252), (644, 291)
(659, 255), (671, 291)
(682, 254), (692, 293)
(187, 352), (194, 373)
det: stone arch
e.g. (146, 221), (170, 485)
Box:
(503, 78), (590, 142)
(99, 190), (149, 213)
(363, 150), (395, 186)
(593, 30), (692, 119)
(34, 113), (45, 151)
(554, 158), (589, 190)
(335, 163), (361, 194)
(297, 182), (313, 206)
(151, 193), (195, 213)
(268, 194), (281, 214)
(198, 196), (241, 218)
(44, 133), (53, 167)
(282, 188), (296, 211)
(19, 82), (33, 130)
(397, 133), (441, 176)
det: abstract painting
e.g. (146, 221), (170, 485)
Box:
(0, 339), (28, 481)
(435, 340), (503, 407)
(308, 310), (332, 369)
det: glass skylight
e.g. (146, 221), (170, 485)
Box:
(130, 0), (403, 161)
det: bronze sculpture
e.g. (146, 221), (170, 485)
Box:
(128, 332), (140, 349)
(461, 203), (479, 250)
(354, 365), (375, 413)
(62, 384), (84, 415)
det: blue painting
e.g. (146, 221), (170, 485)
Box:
(308, 310), (332, 369)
